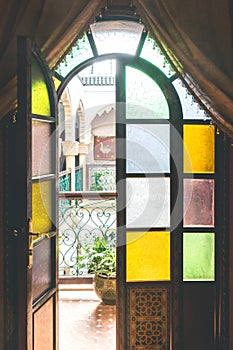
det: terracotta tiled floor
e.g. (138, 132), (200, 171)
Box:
(59, 286), (116, 350)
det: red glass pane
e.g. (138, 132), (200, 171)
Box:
(184, 179), (214, 227)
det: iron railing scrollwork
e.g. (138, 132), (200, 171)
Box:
(58, 191), (116, 277)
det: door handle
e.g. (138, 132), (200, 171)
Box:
(27, 219), (49, 269)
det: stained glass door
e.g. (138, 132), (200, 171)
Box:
(116, 58), (222, 350)
(6, 36), (58, 350)
(53, 18), (228, 349)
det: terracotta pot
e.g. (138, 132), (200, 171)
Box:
(93, 274), (116, 305)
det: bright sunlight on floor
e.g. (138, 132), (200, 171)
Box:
(59, 286), (116, 350)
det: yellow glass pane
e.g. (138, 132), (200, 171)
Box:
(183, 125), (215, 173)
(126, 231), (170, 282)
(52, 76), (61, 90)
(32, 181), (53, 233)
(31, 56), (51, 116)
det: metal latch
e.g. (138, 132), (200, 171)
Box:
(28, 219), (49, 268)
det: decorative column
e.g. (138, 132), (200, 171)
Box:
(62, 141), (79, 191)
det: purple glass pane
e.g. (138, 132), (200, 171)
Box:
(32, 121), (52, 177)
(184, 179), (214, 227)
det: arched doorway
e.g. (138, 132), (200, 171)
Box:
(56, 17), (228, 350)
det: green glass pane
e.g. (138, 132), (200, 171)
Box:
(90, 20), (143, 55)
(31, 56), (51, 116)
(126, 66), (169, 119)
(55, 33), (93, 77)
(127, 231), (170, 281)
(32, 181), (53, 233)
(184, 125), (215, 173)
(183, 232), (215, 281)
(140, 33), (175, 78)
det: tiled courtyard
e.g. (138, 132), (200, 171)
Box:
(59, 286), (116, 350)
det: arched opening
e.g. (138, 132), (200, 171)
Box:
(56, 14), (228, 350)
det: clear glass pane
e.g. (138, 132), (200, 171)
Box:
(184, 125), (215, 173)
(184, 179), (214, 227)
(126, 231), (170, 281)
(126, 178), (170, 228)
(77, 60), (116, 110)
(31, 56), (51, 116)
(140, 33), (175, 77)
(126, 124), (170, 173)
(55, 33), (94, 77)
(78, 59), (116, 77)
(32, 121), (52, 177)
(90, 21), (144, 55)
(126, 66), (169, 119)
(172, 78), (210, 120)
(32, 181), (53, 233)
(183, 232), (215, 281)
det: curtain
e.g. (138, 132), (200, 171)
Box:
(134, 0), (233, 136)
(0, 0), (105, 120)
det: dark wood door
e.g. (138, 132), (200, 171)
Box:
(115, 57), (227, 350)
(4, 36), (58, 350)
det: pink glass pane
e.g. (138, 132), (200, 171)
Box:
(32, 121), (52, 177)
(184, 179), (214, 227)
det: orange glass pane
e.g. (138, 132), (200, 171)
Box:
(32, 181), (53, 233)
(31, 56), (51, 116)
(126, 231), (170, 282)
(183, 125), (215, 173)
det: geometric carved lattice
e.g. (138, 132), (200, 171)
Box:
(129, 288), (169, 350)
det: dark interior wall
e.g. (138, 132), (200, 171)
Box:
(229, 144), (233, 349)
(0, 124), (4, 350)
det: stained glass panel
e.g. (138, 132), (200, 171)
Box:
(55, 33), (93, 77)
(126, 66), (169, 119)
(126, 178), (170, 228)
(52, 76), (61, 90)
(140, 33), (175, 77)
(184, 125), (215, 173)
(32, 121), (52, 177)
(32, 181), (53, 233)
(32, 56), (51, 116)
(126, 124), (170, 173)
(90, 21), (144, 55)
(184, 179), (214, 227)
(172, 79), (210, 120)
(183, 232), (215, 281)
(126, 231), (170, 281)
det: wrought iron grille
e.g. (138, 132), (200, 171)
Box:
(58, 192), (116, 277)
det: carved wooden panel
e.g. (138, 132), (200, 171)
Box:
(128, 288), (169, 350)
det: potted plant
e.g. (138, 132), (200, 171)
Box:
(77, 237), (116, 304)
